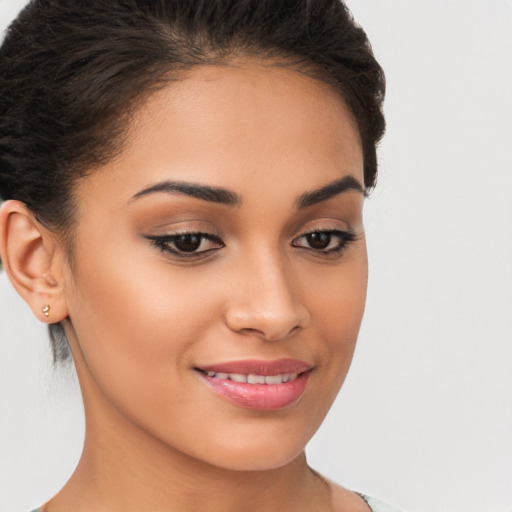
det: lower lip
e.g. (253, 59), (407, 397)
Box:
(199, 371), (311, 411)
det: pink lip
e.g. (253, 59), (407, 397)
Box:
(196, 358), (313, 411)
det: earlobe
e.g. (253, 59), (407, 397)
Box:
(0, 200), (68, 323)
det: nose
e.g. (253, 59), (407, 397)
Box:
(224, 252), (310, 341)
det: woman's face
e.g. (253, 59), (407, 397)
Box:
(61, 63), (367, 471)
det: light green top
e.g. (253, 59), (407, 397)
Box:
(359, 493), (404, 512)
(32, 494), (403, 512)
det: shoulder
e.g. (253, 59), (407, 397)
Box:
(358, 493), (405, 512)
(328, 480), (404, 512)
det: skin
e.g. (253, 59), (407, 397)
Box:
(0, 63), (370, 512)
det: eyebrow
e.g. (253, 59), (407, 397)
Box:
(297, 175), (365, 209)
(131, 175), (364, 209)
(131, 180), (241, 206)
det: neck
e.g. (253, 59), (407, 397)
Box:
(48, 414), (330, 512)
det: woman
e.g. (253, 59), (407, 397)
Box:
(0, 1), (398, 510)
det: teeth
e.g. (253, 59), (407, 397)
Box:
(229, 373), (248, 383)
(204, 371), (299, 384)
(248, 374), (266, 384)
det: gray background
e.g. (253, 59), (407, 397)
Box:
(1, 0), (511, 510)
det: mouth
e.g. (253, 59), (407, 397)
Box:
(198, 370), (301, 385)
(194, 359), (313, 411)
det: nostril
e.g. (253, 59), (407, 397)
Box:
(225, 310), (308, 341)
(223, 269), (310, 340)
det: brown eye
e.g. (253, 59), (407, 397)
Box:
(146, 232), (224, 258)
(306, 232), (331, 250)
(292, 229), (356, 257)
(174, 234), (202, 252)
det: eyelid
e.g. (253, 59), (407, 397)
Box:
(141, 217), (222, 235)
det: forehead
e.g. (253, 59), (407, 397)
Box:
(80, 63), (363, 204)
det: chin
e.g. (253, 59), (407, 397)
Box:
(204, 443), (307, 473)
(166, 418), (318, 473)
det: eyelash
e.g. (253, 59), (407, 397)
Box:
(146, 228), (356, 260)
(146, 232), (224, 259)
(292, 229), (357, 258)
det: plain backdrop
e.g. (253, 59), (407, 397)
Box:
(1, 1), (511, 511)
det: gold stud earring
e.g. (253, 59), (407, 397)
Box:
(42, 304), (51, 317)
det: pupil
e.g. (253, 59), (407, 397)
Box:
(175, 234), (201, 252)
(307, 232), (331, 249)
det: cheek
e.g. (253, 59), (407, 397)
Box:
(65, 258), (238, 469)
(294, 243), (368, 418)
(64, 240), (221, 415)
(304, 242), (368, 348)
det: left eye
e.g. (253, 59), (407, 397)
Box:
(292, 230), (355, 254)
(147, 233), (224, 256)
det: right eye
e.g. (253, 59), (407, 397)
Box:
(145, 232), (225, 258)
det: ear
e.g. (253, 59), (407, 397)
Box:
(0, 200), (69, 323)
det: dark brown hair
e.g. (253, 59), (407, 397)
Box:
(0, 0), (385, 362)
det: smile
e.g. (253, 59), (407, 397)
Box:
(203, 371), (299, 385)
(195, 359), (312, 411)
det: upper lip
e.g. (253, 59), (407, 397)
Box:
(196, 358), (313, 376)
